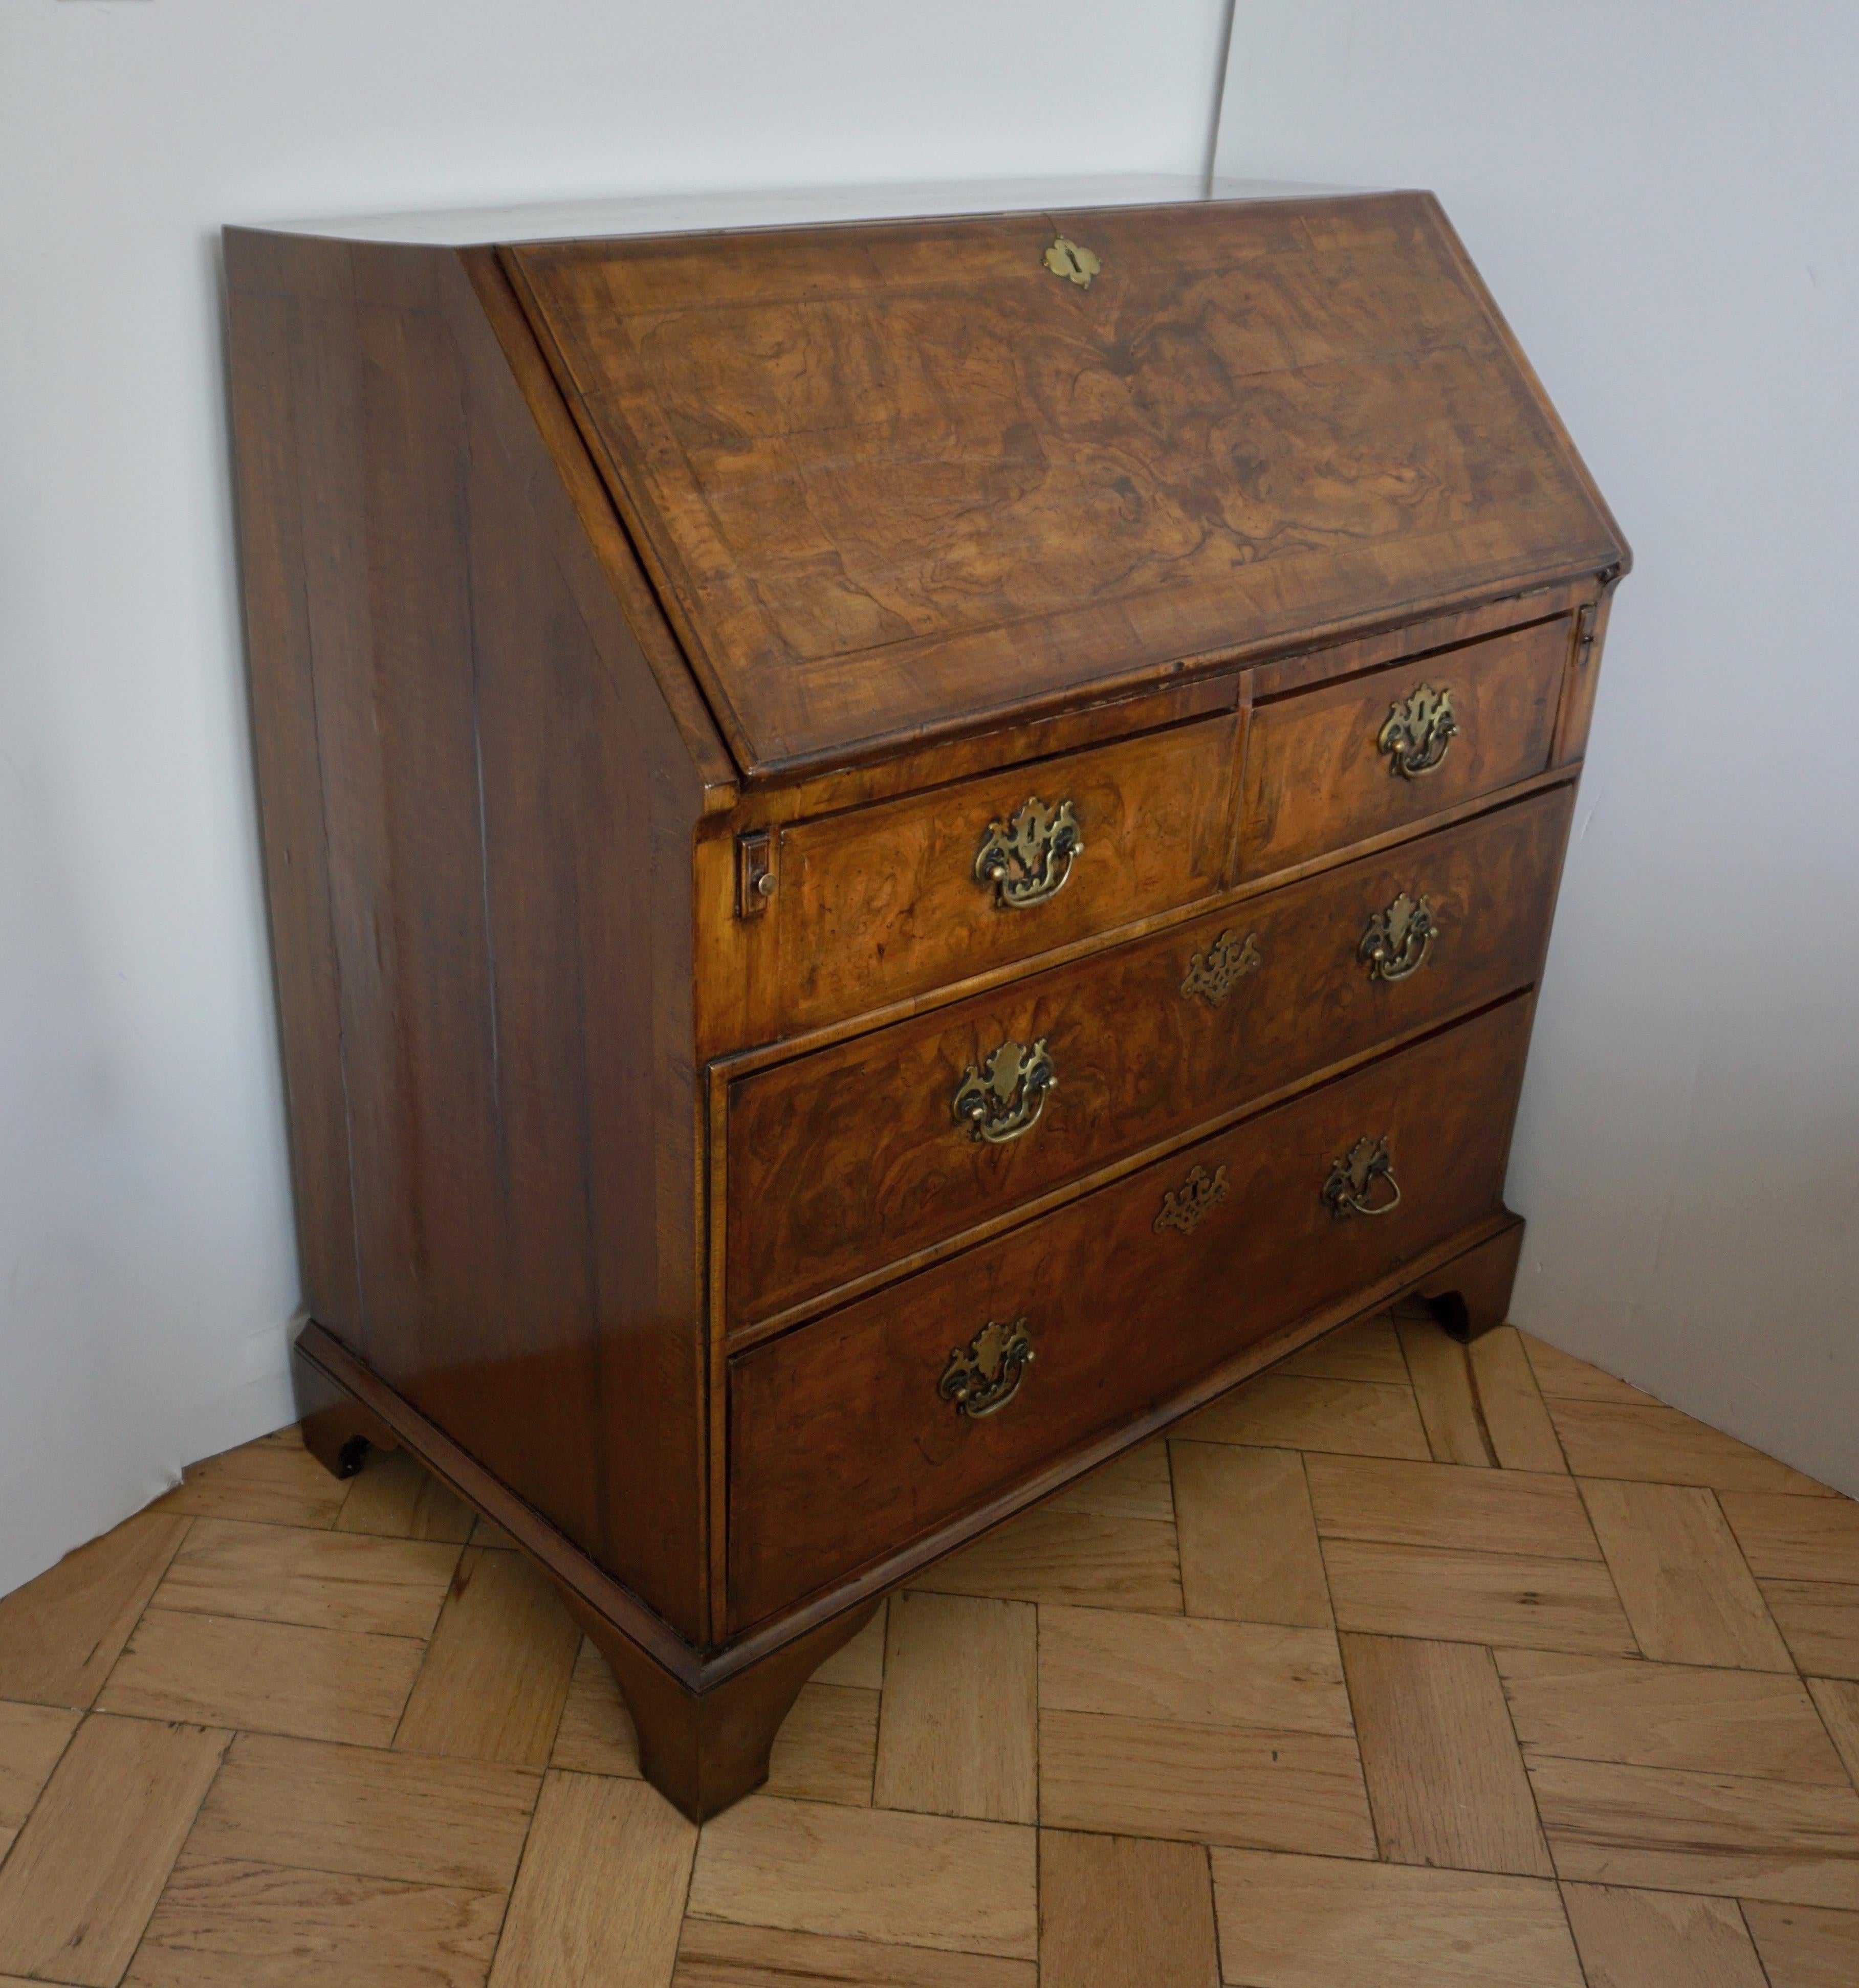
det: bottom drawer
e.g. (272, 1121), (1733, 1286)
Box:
(727, 995), (1533, 1629)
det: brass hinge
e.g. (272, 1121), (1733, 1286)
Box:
(736, 829), (775, 918)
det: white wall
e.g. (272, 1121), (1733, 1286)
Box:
(1218, 2), (1859, 1492)
(0, 0), (1234, 1599)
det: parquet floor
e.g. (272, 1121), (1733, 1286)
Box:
(2, 1312), (1857, 1985)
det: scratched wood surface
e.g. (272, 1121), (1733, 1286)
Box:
(507, 192), (1627, 774)
(1, 1315), (1854, 1985)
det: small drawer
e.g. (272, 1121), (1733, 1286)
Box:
(1239, 616), (1570, 877)
(726, 995), (1532, 1629)
(770, 713), (1240, 1031)
(725, 785), (1571, 1332)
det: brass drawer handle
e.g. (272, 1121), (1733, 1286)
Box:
(1378, 684), (1458, 778)
(1322, 1135), (1403, 1219)
(952, 1037), (1056, 1144)
(1180, 929), (1262, 1006)
(939, 1315), (1035, 1418)
(975, 796), (1083, 909)
(1359, 892), (1437, 982)
(1155, 1163), (1229, 1235)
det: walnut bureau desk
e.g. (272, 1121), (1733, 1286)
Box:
(225, 182), (1627, 1821)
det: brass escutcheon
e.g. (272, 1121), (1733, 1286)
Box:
(1359, 891), (1437, 983)
(1154, 1163), (1230, 1236)
(974, 796), (1083, 910)
(1180, 928), (1262, 1006)
(952, 1037), (1057, 1144)
(1044, 236), (1102, 289)
(1377, 683), (1458, 778)
(1322, 1135), (1403, 1219)
(939, 1315), (1035, 1418)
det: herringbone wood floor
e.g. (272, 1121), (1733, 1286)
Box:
(1, 1310), (1856, 1985)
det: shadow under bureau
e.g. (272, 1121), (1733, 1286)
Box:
(225, 183), (1628, 1820)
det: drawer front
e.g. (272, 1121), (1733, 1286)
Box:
(727, 786), (1571, 1331)
(1240, 616), (1570, 877)
(773, 713), (1239, 1030)
(727, 996), (1532, 1628)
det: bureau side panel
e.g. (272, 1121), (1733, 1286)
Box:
(225, 229), (712, 1638)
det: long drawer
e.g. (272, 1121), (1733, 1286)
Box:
(726, 994), (1533, 1629)
(725, 786), (1571, 1331)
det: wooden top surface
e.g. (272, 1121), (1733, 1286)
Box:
(507, 191), (1626, 778)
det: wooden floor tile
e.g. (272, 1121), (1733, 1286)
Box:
(184, 1730), (539, 1890)
(1396, 1310), (1495, 1466)
(1518, 1333), (1655, 1405)
(100, 1609), (423, 1746)
(1498, 1649), (1848, 1782)
(1038, 1829), (1219, 1988)
(153, 1517), (461, 1639)
(0, 1700), (79, 1859)
(1322, 1539), (1637, 1654)
(1581, 1479), (1794, 1670)
(488, 1771), (695, 1988)
(913, 1508), (1182, 1614)
(1468, 1327), (1569, 1473)
(122, 1857), (503, 1987)
(0, 1713), (229, 1986)
(1175, 1373), (1429, 1460)
(1807, 1678), (1859, 1787)
(672, 1919), (1035, 1986)
(688, 1794), (1037, 1961)
(1559, 1882), (1768, 1988)
(0, 1512), (190, 1708)
(1342, 1634), (1551, 1875)
(768, 1685), (878, 1807)
(1208, 1846), (1584, 1988)
(1044, 1441), (1175, 1523)
(1547, 1398), (1836, 1496)
(1275, 1311), (1409, 1385)
(394, 1545), (579, 1764)
(1763, 1581), (1859, 1680)
(1742, 1899), (1859, 1987)
(153, 1440), (352, 1527)
(1038, 1605), (1351, 1736)
(1038, 1710), (1375, 1856)
(874, 1593), (1035, 1822)
(1721, 1492), (1859, 1585)
(1528, 1754), (1859, 1906)
(334, 1449), (476, 1544)
(1170, 1443), (1331, 1627)
(1306, 1454), (1601, 1560)
(551, 1636), (641, 1777)
(810, 1601), (887, 1689)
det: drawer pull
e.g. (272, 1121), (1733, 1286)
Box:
(1154, 1162), (1230, 1235)
(938, 1315), (1035, 1418)
(1322, 1135), (1403, 1219)
(974, 796), (1083, 909)
(1377, 683), (1458, 778)
(1358, 891), (1437, 983)
(952, 1037), (1056, 1144)
(1180, 928), (1262, 1006)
